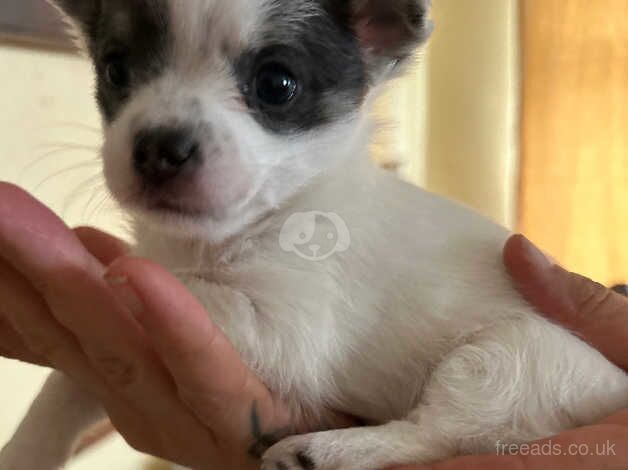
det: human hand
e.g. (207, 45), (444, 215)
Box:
(389, 235), (628, 470)
(0, 183), (347, 469)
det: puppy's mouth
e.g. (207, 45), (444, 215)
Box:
(146, 197), (209, 217)
(127, 183), (216, 219)
(137, 190), (212, 219)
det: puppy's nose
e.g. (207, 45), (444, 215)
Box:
(133, 128), (199, 183)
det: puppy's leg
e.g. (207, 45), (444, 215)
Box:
(263, 317), (628, 470)
(262, 420), (447, 470)
(0, 371), (106, 470)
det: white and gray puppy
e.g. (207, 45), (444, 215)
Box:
(2, 0), (628, 469)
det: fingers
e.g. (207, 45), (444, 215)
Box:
(0, 185), (137, 371)
(0, 183), (103, 281)
(391, 453), (613, 470)
(391, 419), (628, 470)
(389, 454), (524, 470)
(504, 235), (628, 370)
(0, 185), (141, 367)
(74, 226), (129, 265)
(0, 201), (126, 366)
(0, 186), (149, 381)
(105, 257), (288, 443)
(0, 256), (109, 395)
(0, 184), (216, 463)
(0, 315), (49, 366)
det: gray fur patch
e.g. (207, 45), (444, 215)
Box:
(234, 0), (368, 133)
(79, 0), (171, 122)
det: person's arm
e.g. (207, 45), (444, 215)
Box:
(390, 235), (628, 470)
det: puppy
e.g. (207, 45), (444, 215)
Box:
(2, 1), (628, 469)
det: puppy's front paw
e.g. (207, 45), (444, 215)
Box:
(261, 435), (317, 470)
(261, 422), (429, 470)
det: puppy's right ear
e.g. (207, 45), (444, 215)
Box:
(328, 0), (433, 81)
(49, 0), (99, 32)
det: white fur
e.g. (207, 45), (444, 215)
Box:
(3, 1), (628, 469)
(0, 372), (105, 470)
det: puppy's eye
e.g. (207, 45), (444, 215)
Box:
(104, 54), (130, 89)
(255, 62), (298, 107)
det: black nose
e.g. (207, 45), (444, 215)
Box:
(133, 128), (199, 183)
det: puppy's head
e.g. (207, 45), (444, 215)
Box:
(53, 0), (432, 241)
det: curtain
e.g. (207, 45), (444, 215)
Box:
(520, 0), (628, 285)
(376, 0), (520, 229)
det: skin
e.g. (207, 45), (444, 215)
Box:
(0, 181), (626, 469)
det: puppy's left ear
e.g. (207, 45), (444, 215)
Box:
(346, 0), (433, 71)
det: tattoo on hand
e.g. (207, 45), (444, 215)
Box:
(248, 402), (292, 459)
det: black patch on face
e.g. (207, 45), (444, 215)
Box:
(234, 1), (368, 134)
(80, 0), (170, 122)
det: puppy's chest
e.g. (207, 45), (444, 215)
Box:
(176, 269), (433, 422)
(178, 272), (344, 408)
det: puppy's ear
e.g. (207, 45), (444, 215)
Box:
(49, 0), (99, 32)
(354, 0), (432, 56)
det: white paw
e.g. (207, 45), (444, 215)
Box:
(261, 435), (317, 470)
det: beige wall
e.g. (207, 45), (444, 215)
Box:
(0, 44), (126, 236)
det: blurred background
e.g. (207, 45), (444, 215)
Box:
(0, 0), (626, 468)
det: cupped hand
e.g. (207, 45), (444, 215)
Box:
(390, 235), (628, 470)
(0, 183), (346, 469)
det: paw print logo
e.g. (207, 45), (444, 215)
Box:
(279, 211), (351, 261)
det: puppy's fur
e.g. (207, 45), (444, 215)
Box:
(2, 1), (628, 469)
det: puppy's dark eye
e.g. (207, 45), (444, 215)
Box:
(104, 55), (130, 89)
(255, 62), (298, 107)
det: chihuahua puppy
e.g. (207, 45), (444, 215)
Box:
(2, 0), (628, 469)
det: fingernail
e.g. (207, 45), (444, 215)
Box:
(104, 273), (144, 317)
(520, 235), (556, 268)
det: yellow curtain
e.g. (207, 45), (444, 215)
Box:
(375, 0), (520, 229)
(520, 0), (628, 285)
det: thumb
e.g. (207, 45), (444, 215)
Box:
(504, 235), (628, 371)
